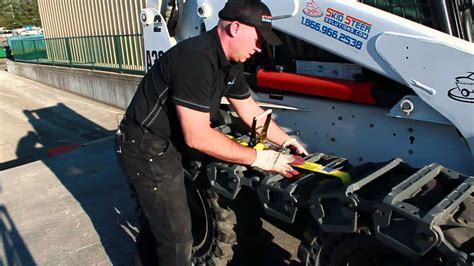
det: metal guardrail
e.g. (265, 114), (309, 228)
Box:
(9, 34), (145, 75)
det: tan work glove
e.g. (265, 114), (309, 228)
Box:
(282, 138), (309, 156)
(251, 150), (304, 178)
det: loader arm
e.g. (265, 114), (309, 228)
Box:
(140, 2), (474, 265)
(197, 0), (474, 154)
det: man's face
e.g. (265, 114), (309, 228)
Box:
(230, 22), (262, 62)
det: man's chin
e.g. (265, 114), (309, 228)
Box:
(240, 57), (250, 63)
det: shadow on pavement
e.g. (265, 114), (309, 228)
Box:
(2, 103), (137, 264)
(39, 138), (137, 264)
(1, 205), (36, 266)
(1, 103), (111, 170)
(0, 131), (46, 170)
(230, 229), (301, 266)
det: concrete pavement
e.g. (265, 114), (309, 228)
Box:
(1, 138), (137, 265)
(0, 69), (122, 170)
(0, 69), (135, 265)
(0, 59), (7, 71)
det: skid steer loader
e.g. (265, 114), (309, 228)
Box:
(140, 0), (473, 265)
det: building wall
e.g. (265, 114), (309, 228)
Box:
(36, 0), (147, 73)
(37, 0), (147, 38)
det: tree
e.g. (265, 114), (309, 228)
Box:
(0, 0), (41, 29)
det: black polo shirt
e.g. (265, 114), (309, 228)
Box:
(125, 27), (250, 145)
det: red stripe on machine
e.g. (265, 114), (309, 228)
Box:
(256, 70), (376, 104)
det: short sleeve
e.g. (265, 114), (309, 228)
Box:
(169, 52), (214, 112)
(224, 67), (251, 100)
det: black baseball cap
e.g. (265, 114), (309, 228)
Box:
(218, 0), (282, 46)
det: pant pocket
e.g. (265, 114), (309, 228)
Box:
(148, 154), (183, 182)
(139, 132), (182, 182)
(116, 134), (159, 183)
(139, 131), (169, 156)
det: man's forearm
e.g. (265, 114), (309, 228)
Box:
(186, 127), (257, 165)
(266, 120), (292, 146)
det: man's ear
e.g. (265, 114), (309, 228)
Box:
(228, 21), (240, 37)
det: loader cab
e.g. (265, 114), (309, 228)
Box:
(361, 0), (473, 42)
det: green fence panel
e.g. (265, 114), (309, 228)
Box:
(10, 34), (144, 75)
(0, 47), (6, 58)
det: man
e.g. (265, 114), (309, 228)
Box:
(116, 0), (308, 265)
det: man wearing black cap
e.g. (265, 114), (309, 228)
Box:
(116, 0), (307, 265)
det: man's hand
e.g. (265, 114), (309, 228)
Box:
(282, 138), (309, 156)
(251, 150), (304, 178)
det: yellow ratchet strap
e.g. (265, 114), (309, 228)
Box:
(227, 136), (349, 183)
(227, 135), (265, 150)
(292, 161), (351, 184)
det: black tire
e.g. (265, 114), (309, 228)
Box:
(186, 177), (237, 266)
(297, 221), (325, 266)
(185, 169), (264, 266)
(298, 223), (415, 266)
